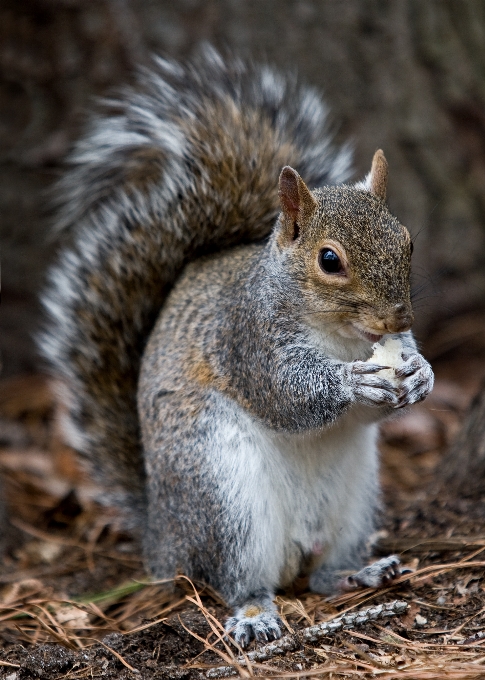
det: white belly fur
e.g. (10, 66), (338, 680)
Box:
(211, 399), (379, 592)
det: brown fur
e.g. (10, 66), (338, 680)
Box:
(369, 149), (388, 201)
(123, 147), (165, 193)
(281, 176), (413, 337)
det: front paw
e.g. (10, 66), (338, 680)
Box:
(349, 361), (399, 408)
(395, 353), (434, 407)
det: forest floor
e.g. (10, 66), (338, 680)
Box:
(1, 315), (485, 679)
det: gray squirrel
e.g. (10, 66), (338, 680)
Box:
(39, 47), (434, 647)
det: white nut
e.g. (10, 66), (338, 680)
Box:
(369, 337), (404, 387)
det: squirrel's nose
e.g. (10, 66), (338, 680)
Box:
(385, 303), (414, 333)
(393, 303), (407, 315)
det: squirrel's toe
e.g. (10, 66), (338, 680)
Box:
(342, 554), (402, 590)
(225, 611), (282, 648)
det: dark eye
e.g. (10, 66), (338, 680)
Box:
(410, 241), (414, 255)
(319, 248), (343, 274)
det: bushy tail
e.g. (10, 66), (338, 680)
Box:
(39, 46), (352, 521)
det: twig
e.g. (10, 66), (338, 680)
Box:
(178, 575), (253, 678)
(376, 535), (485, 554)
(125, 597), (187, 634)
(7, 607), (78, 650)
(445, 605), (485, 642)
(97, 639), (140, 674)
(206, 599), (408, 678)
(9, 518), (140, 565)
(352, 628), (485, 651)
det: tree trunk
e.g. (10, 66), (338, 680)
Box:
(1, 0), (485, 375)
(438, 382), (485, 497)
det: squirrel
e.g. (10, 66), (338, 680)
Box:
(39, 46), (434, 647)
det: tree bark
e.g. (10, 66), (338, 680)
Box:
(439, 381), (485, 497)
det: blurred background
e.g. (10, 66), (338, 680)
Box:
(2, 0), (485, 377)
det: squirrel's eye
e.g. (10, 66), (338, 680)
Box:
(410, 241), (414, 255)
(319, 248), (343, 274)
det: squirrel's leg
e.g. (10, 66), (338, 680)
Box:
(140, 390), (284, 648)
(310, 552), (403, 594)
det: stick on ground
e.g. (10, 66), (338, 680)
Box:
(206, 600), (408, 678)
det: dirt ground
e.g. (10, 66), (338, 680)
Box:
(1, 317), (485, 679)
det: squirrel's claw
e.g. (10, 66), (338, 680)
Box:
(395, 355), (423, 378)
(340, 555), (402, 591)
(352, 362), (391, 375)
(349, 364), (399, 407)
(225, 611), (283, 649)
(394, 353), (434, 407)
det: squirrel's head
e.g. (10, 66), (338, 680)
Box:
(275, 150), (413, 342)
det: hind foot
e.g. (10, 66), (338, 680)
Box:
(341, 555), (402, 591)
(225, 594), (282, 648)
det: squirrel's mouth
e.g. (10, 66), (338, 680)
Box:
(351, 324), (384, 343)
(361, 331), (383, 343)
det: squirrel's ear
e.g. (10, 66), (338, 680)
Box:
(278, 166), (318, 242)
(369, 149), (388, 201)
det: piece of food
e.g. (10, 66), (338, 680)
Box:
(369, 337), (405, 387)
